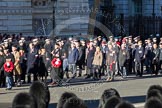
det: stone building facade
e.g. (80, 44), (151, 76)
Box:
(0, 0), (162, 37)
(0, 0), (90, 36)
(111, 0), (162, 37)
(54, 0), (90, 36)
(0, 0), (33, 35)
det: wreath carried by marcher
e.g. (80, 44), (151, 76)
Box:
(4, 61), (14, 72)
(51, 58), (62, 68)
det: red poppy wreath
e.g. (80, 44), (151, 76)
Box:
(51, 58), (62, 68)
(4, 61), (14, 72)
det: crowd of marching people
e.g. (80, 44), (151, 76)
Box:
(11, 81), (162, 108)
(0, 33), (162, 90)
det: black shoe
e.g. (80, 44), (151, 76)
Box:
(92, 77), (97, 80)
(16, 83), (21, 87)
(85, 75), (90, 79)
(72, 73), (76, 79)
(71, 75), (76, 79)
(66, 78), (71, 83)
(6, 88), (12, 90)
(78, 74), (82, 77)
(83, 74), (87, 76)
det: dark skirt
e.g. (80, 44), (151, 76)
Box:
(51, 67), (62, 82)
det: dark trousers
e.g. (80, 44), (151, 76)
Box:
(132, 61), (136, 74)
(20, 65), (27, 82)
(87, 67), (93, 76)
(158, 60), (162, 71)
(100, 64), (106, 76)
(152, 60), (159, 75)
(128, 59), (132, 74)
(15, 75), (21, 83)
(152, 64), (158, 75)
(120, 66), (127, 77)
(51, 68), (62, 83)
(27, 73), (38, 83)
(135, 61), (143, 76)
(77, 64), (82, 76)
(0, 71), (6, 87)
(93, 65), (101, 79)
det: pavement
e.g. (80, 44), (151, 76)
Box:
(0, 74), (162, 108)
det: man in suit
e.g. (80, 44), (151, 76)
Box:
(134, 40), (145, 77)
(151, 43), (160, 75)
(67, 43), (79, 79)
(26, 43), (38, 83)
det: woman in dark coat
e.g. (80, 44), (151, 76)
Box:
(118, 44), (130, 78)
(76, 41), (85, 77)
(38, 47), (48, 82)
(85, 41), (95, 79)
(50, 43), (62, 86)
(26, 43), (38, 83)
(0, 49), (5, 87)
(19, 48), (27, 84)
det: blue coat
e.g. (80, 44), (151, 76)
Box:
(68, 48), (79, 64)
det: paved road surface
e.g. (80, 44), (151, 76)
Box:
(0, 74), (162, 108)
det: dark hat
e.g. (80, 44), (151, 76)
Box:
(19, 40), (23, 43)
(56, 39), (61, 42)
(19, 46), (24, 51)
(114, 36), (120, 39)
(134, 36), (138, 40)
(114, 36), (121, 39)
(32, 38), (38, 42)
(80, 38), (84, 41)
(40, 45), (45, 49)
(109, 36), (114, 38)
(3, 48), (9, 51)
(4, 39), (8, 42)
(124, 36), (128, 39)
(55, 43), (60, 46)
(73, 38), (79, 42)
(89, 37), (93, 42)
(45, 39), (50, 42)
(102, 38), (106, 41)
(12, 44), (17, 48)
(98, 35), (102, 38)
(128, 35), (132, 38)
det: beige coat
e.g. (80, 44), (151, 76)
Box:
(92, 52), (103, 66)
(13, 51), (22, 75)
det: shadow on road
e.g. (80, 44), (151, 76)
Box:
(48, 95), (146, 108)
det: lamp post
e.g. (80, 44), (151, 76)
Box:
(51, 0), (56, 36)
(120, 13), (124, 37)
(152, 0), (155, 37)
